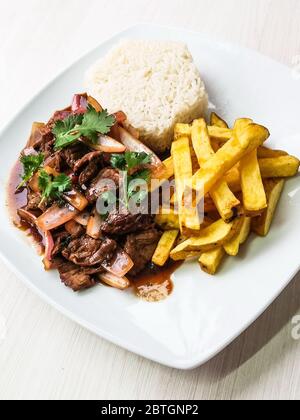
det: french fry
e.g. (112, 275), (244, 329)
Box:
(235, 118), (267, 216)
(155, 208), (180, 230)
(190, 124), (270, 199)
(175, 122), (233, 142)
(259, 156), (300, 178)
(210, 112), (229, 128)
(257, 146), (288, 159)
(152, 230), (179, 267)
(171, 251), (201, 262)
(170, 218), (242, 257)
(192, 119), (240, 222)
(207, 126), (233, 141)
(224, 216), (251, 256)
(252, 179), (285, 236)
(171, 137), (200, 231)
(174, 123), (191, 140)
(199, 248), (225, 275)
(240, 149), (267, 215)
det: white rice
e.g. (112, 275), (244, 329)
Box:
(85, 40), (208, 153)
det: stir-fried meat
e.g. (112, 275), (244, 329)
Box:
(55, 259), (97, 292)
(101, 212), (154, 236)
(30, 126), (54, 157)
(124, 229), (161, 276)
(73, 152), (103, 187)
(25, 190), (48, 213)
(86, 168), (120, 202)
(62, 235), (117, 267)
(73, 151), (102, 173)
(44, 152), (62, 172)
(61, 143), (91, 171)
(52, 231), (70, 257)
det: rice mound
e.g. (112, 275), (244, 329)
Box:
(85, 40), (208, 153)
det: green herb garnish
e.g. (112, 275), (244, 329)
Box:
(17, 153), (44, 190)
(111, 152), (151, 171)
(38, 170), (72, 205)
(53, 106), (115, 150)
(103, 152), (152, 212)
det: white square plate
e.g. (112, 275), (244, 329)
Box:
(0, 24), (299, 370)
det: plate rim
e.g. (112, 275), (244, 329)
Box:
(0, 23), (299, 370)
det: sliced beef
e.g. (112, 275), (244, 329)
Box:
(101, 212), (154, 236)
(44, 152), (63, 172)
(62, 235), (117, 267)
(61, 143), (90, 171)
(124, 229), (161, 276)
(55, 259), (97, 292)
(25, 190), (47, 213)
(52, 231), (70, 257)
(73, 152), (103, 187)
(86, 168), (120, 203)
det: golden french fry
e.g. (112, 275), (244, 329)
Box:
(224, 216), (251, 256)
(170, 218), (241, 256)
(239, 217), (252, 244)
(192, 119), (240, 222)
(240, 149), (267, 216)
(210, 112), (229, 129)
(259, 156), (300, 178)
(174, 123), (191, 140)
(172, 137), (200, 231)
(207, 126), (233, 141)
(235, 118), (267, 215)
(169, 250), (201, 262)
(252, 179), (285, 236)
(190, 124), (270, 198)
(155, 208), (180, 230)
(199, 248), (225, 275)
(152, 230), (179, 267)
(257, 146), (288, 159)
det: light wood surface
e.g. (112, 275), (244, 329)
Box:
(0, 0), (300, 400)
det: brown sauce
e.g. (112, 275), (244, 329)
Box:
(7, 161), (44, 254)
(131, 260), (182, 302)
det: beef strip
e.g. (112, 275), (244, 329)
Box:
(55, 258), (97, 292)
(62, 235), (117, 267)
(61, 143), (91, 171)
(101, 212), (155, 236)
(25, 190), (47, 213)
(124, 229), (161, 276)
(86, 168), (120, 203)
(73, 152), (103, 187)
(52, 231), (70, 257)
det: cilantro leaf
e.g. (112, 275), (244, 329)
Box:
(110, 152), (151, 171)
(38, 170), (72, 203)
(125, 152), (151, 170)
(18, 153), (44, 189)
(110, 154), (127, 171)
(53, 107), (115, 150)
(80, 106), (116, 142)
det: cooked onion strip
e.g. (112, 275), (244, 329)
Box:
(118, 127), (165, 178)
(102, 249), (134, 278)
(36, 204), (78, 231)
(98, 272), (131, 290)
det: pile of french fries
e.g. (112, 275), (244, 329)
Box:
(152, 113), (299, 275)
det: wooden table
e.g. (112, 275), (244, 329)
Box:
(0, 0), (299, 400)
